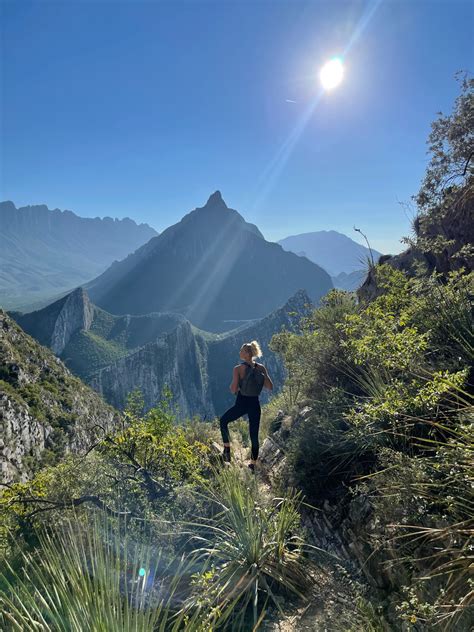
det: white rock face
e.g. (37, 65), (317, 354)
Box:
(0, 394), (52, 482)
(0, 309), (119, 483)
(92, 320), (215, 419)
(50, 287), (94, 355)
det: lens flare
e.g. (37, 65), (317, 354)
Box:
(319, 57), (344, 91)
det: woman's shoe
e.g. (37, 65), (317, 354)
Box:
(223, 447), (231, 464)
(248, 463), (255, 473)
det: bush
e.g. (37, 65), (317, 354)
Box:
(182, 466), (319, 630)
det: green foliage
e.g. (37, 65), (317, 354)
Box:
(0, 511), (193, 631)
(63, 329), (129, 378)
(284, 390), (376, 502)
(270, 256), (473, 626)
(182, 466), (318, 630)
(270, 289), (357, 405)
(414, 73), (473, 218)
(0, 389), (212, 550)
(404, 73), (473, 273)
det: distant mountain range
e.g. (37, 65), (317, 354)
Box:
(278, 230), (383, 282)
(331, 270), (368, 292)
(1, 194), (381, 314)
(0, 201), (157, 311)
(86, 191), (333, 332)
(13, 286), (313, 418)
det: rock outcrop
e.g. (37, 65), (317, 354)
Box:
(358, 184), (473, 302)
(50, 287), (94, 354)
(91, 320), (212, 418)
(0, 310), (119, 483)
(14, 287), (313, 419)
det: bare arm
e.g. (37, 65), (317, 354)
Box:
(259, 364), (273, 391)
(229, 366), (240, 394)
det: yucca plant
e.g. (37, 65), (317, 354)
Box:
(181, 466), (326, 630)
(0, 510), (197, 631)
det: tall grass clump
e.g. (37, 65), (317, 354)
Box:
(0, 511), (195, 632)
(182, 466), (321, 630)
(375, 381), (474, 630)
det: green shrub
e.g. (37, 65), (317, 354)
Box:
(182, 466), (322, 630)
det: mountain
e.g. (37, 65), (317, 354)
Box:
(0, 309), (118, 483)
(86, 192), (332, 332)
(331, 270), (367, 292)
(0, 201), (158, 311)
(13, 287), (187, 380)
(13, 287), (313, 419)
(278, 230), (383, 277)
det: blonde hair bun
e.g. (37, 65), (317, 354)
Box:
(249, 340), (262, 359)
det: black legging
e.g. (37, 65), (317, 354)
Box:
(220, 391), (261, 460)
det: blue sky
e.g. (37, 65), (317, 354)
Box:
(1, 0), (472, 254)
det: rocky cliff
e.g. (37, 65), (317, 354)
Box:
(14, 287), (313, 419)
(90, 290), (312, 418)
(91, 319), (212, 418)
(0, 310), (119, 483)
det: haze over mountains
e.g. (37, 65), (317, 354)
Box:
(278, 230), (383, 280)
(0, 201), (157, 311)
(0, 192), (383, 318)
(86, 191), (333, 332)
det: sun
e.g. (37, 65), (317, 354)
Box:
(319, 57), (344, 91)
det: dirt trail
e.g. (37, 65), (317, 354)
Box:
(214, 439), (381, 631)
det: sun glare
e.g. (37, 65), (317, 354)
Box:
(320, 57), (344, 91)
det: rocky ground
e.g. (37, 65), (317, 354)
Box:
(212, 415), (387, 632)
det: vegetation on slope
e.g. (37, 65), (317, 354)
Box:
(0, 310), (118, 478)
(264, 74), (473, 630)
(0, 76), (472, 631)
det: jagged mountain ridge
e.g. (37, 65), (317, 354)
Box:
(0, 310), (119, 483)
(86, 192), (332, 332)
(0, 200), (158, 311)
(13, 287), (313, 418)
(91, 288), (312, 418)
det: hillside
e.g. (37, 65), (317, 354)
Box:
(278, 230), (383, 276)
(86, 191), (332, 331)
(330, 269), (367, 291)
(13, 287), (313, 418)
(0, 201), (157, 311)
(0, 310), (118, 483)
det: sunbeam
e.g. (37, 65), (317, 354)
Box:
(251, 0), (383, 213)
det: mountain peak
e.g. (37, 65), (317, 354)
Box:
(204, 190), (227, 209)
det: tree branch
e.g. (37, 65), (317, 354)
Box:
(22, 495), (136, 519)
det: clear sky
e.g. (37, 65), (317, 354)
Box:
(1, 0), (472, 254)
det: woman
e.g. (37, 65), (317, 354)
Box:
(220, 340), (273, 471)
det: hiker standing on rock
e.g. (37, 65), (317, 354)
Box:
(220, 340), (273, 472)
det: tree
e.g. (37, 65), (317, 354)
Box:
(409, 73), (473, 272)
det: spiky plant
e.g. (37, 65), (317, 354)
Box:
(356, 377), (473, 630)
(0, 511), (196, 631)
(181, 466), (328, 630)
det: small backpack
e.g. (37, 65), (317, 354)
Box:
(239, 362), (265, 397)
